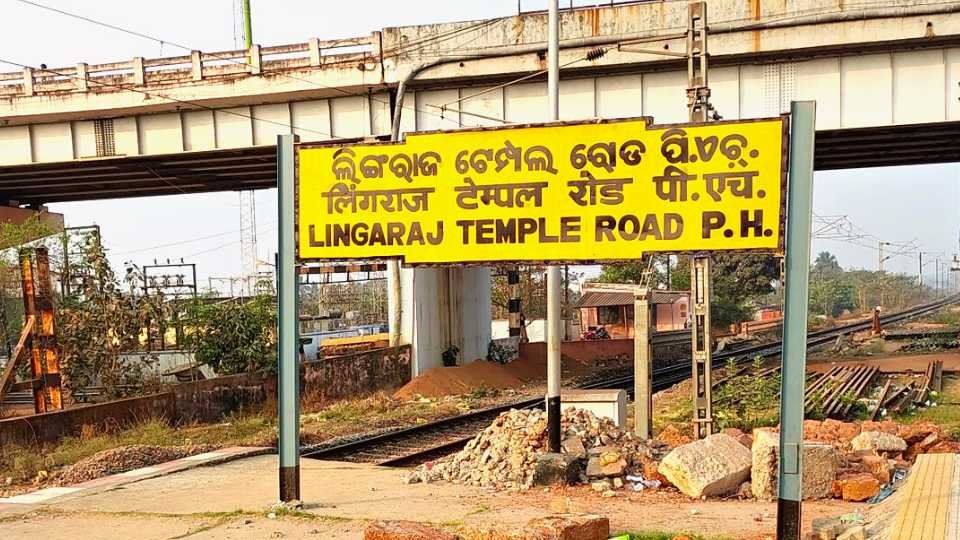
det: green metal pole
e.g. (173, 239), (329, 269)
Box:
(242, 0), (253, 48)
(277, 133), (300, 502)
(777, 101), (816, 539)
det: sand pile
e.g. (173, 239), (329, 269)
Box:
(394, 360), (524, 400)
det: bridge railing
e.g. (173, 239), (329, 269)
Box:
(0, 33), (379, 98)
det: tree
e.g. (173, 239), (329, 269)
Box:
(596, 257), (657, 286)
(0, 216), (57, 356)
(595, 254), (780, 328)
(808, 276), (855, 317)
(57, 234), (169, 399)
(813, 251), (842, 277)
(183, 295), (277, 375)
(490, 267), (549, 319)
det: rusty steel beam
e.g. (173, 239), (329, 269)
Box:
(0, 315), (34, 406)
(18, 248), (63, 413)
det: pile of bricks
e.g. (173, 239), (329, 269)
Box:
(364, 515), (610, 540)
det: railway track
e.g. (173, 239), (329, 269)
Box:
(303, 295), (959, 467)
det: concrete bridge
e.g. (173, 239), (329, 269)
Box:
(2, 0), (959, 372)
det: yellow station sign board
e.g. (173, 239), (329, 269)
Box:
(296, 116), (787, 265)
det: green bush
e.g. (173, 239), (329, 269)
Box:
(183, 295), (277, 375)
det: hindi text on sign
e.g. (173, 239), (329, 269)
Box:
(296, 116), (787, 265)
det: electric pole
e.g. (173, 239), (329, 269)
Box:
(238, 0), (258, 296)
(687, 1), (715, 441)
(878, 241), (891, 272)
(918, 250), (923, 286)
(545, 0), (562, 455)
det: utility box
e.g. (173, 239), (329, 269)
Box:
(561, 389), (627, 427)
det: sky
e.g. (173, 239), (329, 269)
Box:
(4, 0), (959, 290)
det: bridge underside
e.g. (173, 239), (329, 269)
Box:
(3, 120), (958, 205)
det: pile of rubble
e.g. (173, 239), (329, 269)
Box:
(406, 406), (957, 506)
(660, 418), (955, 503)
(405, 408), (668, 491)
(57, 444), (216, 485)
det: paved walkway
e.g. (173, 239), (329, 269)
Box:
(0, 453), (853, 539)
(891, 453), (960, 539)
(0, 446), (268, 510)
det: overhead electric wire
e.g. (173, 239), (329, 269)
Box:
(183, 225), (275, 258)
(111, 220), (278, 256)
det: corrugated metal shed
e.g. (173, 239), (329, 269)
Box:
(575, 289), (688, 308)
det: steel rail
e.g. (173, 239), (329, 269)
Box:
(303, 295), (958, 466)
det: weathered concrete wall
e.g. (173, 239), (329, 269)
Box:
(520, 338), (689, 367)
(0, 346), (413, 445)
(0, 393), (176, 446)
(172, 372), (271, 423)
(302, 345), (412, 404)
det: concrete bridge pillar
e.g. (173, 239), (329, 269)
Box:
(388, 266), (491, 376)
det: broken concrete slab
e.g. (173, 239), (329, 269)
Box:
(533, 453), (581, 487)
(561, 436), (586, 459)
(750, 429), (838, 501)
(850, 431), (907, 454)
(659, 433), (752, 498)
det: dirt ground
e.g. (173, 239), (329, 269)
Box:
(0, 498), (853, 540)
(0, 455), (857, 539)
(807, 351), (960, 373)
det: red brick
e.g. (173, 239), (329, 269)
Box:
(722, 428), (753, 449)
(859, 454), (891, 485)
(522, 515), (610, 540)
(926, 440), (960, 454)
(364, 521), (457, 540)
(803, 420), (822, 441)
(861, 420), (899, 435)
(837, 473), (880, 502)
(640, 459), (671, 487)
(898, 422), (941, 445)
(656, 424), (693, 449)
(820, 419), (860, 445)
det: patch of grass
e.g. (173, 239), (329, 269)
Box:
(466, 504), (490, 516)
(267, 506), (315, 519)
(299, 392), (466, 444)
(466, 386), (501, 400)
(0, 413), (275, 486)
(712, 357), (781, 431)
(893, 375), (960, 432)
(614, 531), (723, 540)
(925, 308), (960, 327)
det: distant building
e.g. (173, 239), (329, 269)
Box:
(575, 286), (690, 337)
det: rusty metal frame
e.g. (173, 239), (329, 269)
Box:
(14, 247), (63, 413)
(0, 315), (34, 406)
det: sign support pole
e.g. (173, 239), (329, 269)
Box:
(545, 0), (562, 454)
(277, 133), (301, 503)
(777, 100), (816, 540)
(634, 289), (653, 439)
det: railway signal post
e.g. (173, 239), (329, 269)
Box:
(777, 100), (817, 539)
